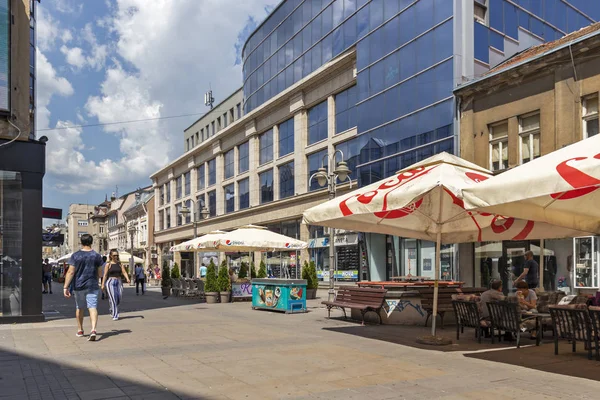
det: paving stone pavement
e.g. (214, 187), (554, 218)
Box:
(0, 283), (599, 399)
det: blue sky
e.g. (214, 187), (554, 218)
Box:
(38, 0), (278, 225)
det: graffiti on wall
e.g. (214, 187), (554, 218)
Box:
(384, 299), (425, 318)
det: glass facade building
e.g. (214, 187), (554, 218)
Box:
(241, 0), (599, 281)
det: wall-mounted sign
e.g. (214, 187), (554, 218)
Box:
(42, 207), (63, 220)
(42, 233), (64, 247)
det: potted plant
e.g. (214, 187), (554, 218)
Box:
(171, 263), (181, 279)
(250, 261), (257, 279)
(257, 260), (267, 278)
(218, 261), (232, 303)
(205, 260), (219, 303)
(161, 261), (172, 297)
(238, 262), (248, 279)
(303, 260), (318, 299)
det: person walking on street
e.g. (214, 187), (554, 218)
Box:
(135, 263), (146, 295)
(63, 234), (104, 341)
(514, 250), (539, 289)
(42, 258), (53, 294)
(102, 249), (130, 321)
(100, 256), (107, 300)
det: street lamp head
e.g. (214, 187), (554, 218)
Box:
(200, 206), (210, 220)
(316, 167), (328, 187)
(334, 161), (351, 182)
(179, 205), (190, 216)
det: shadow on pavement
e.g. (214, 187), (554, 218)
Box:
(465, 343), (600, 382)
(95, 329), (132, 342)
(43, 281), (201, 321)
(117, 315), (145, 320)
(0, 346), (210, 399)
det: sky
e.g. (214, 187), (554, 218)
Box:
(38, 0), (279, 226)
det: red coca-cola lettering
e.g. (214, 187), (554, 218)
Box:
(551, 154), (600, 200)
(512, 220), (535, 240)
(374, 199), (424, 219)
(491, 216), (515, 234)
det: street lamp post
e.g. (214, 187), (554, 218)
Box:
(309, 150), (352, 302)
(179, 200), (210, 277)
(128, 225), (137, 286)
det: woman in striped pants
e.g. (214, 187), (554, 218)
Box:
(101, 249), (130, 320)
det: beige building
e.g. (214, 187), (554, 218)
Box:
(88, 200), (110, 255)
(66, 204), (96, 253)
(123, 189), (155, 266)
(151, 51), (359, 279)
(455, 23), (600, 293)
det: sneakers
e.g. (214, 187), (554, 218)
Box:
(112, 317), (119, 321)
(88, 331), (97, 341)
(76, 330), (84, 337)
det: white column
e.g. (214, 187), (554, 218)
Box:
(294, 110), (308, 193)
(249, 135), (259, 207)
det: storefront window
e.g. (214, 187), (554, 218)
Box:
(544, 239), (574, 292)
(0, 171), (23, 316)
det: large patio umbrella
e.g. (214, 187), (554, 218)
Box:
(57, 253), (72, 263)
(170, 231), (226, 252)
(462, 134), (600, 234)
(116, 251), (144, 264)
(303, 152), (589, 336)
(197, 225), (307, 252)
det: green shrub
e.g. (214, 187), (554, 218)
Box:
(250, 261), (257, 279)
(217, 262), (231, 292)
(171, 263), (181, 279)
(302, 261), (319, 289)
(257, 260), (267, 278)
(238, 262), (248, 279)
(161, 260), (171, 287)
(205, 260), (218, 292)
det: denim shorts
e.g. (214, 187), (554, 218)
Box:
(74, 289), (99, 310)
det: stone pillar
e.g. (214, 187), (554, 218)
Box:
(294, 110), (308, 193)
(300, 222), (310, 267)
(248, 139), (259, 207)
(215, 152), (224, 216)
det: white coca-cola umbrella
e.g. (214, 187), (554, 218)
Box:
(170, 231), (226, 252)
(303, 152), (588, 336)
(462, 134), (600, 234)
(197, 225), (307, 252)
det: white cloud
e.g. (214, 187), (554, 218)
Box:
(60, 45), (86, 68)
(36, 49), (74, 130)
(52, 0), (84, 15)
(43, 0), (279, 194)
(61, 30), (73, 44)
(37, 7), (72, 51)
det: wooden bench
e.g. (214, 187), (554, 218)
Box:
(322, 286), (387, 325)
(418, 287), (486, 328)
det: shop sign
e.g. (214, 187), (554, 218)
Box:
(317, 270), (358, 279)
(232, 282), (252, 298)
(308, 233), (358, 248)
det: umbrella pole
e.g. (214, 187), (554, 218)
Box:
(431, 231), (441, 337)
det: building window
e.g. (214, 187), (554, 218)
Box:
(278, 118), (294, 157)
(217, 117), (222, 131)
(184, 199), (191, 224)
(197, 164), (205, 190)
(474, 0), (487, 25)
(519, 113), (540, 165)
(184, 171), (191, 196)
(335, 86), (357, 134)
(78, 220), (88, 227)
(224, 149), (235, 179)
(259, 169), (274, 204)
(197, 194), (206, 214)
(186, 138), (190, 151)
(211, 121), (215, 136)
(308, 101), (328, 145)
(208, 159), (216, 186)
(166, 207), (171, 229)
(207, 190), (216, 217)
(165, 182), (170, 203)
(239, 141), (249, 173)
(308, 149), (327, 191)
(239, 178), (249, 210)
(191, 136), (195, 148)
(237, 103), (242, 119)
(195, 131), (199, 144)
(230, 108), (234, 122)
(224, 183), (235, 213)
(583, 95), (599, 139)
(200, 128), (204, 141)
(489, 121), (508, 171)
(176, 176), (182, 199)
(176, 203), (183, 226)
(223, 113), (228, 128)
(259, 129), (274, 164)
(159, 185), (164, 206)
(206, 125), (210, 137)
(279, 161), (295, 199)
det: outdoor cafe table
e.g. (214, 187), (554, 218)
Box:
(522, 311), (551, 346)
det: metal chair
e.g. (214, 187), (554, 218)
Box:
(550, 305), (596, 360)
(487, 300), (534, 348)
(452, 300), (485, 343)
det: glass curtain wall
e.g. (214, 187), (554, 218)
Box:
(0, 171), (23, 316)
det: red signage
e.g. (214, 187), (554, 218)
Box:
(42, 207), (62, 220)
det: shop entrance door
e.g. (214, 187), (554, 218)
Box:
(502, 241), (528, 294)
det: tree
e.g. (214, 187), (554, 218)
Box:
(250, 261), (257, 279)
(257, 260), (267, 278)
(238, 262), (248, 279)
(217, 261), (231, 292)
(161, 260), (171, 288)
(171, 263), (181, 279)
(205, 260), (218, 292)
(307, 260), (318, 289)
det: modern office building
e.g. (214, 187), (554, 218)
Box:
(0, 0), (44, 323)
(455, 22), (600, 293)
(153, 0), (599, 284)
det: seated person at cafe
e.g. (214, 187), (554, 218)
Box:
(480, 279), (506, 322)
(514, 280), (538, 339)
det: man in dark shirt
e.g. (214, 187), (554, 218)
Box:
(63, 234), (103, 341)
(514, 250), (539, 289)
